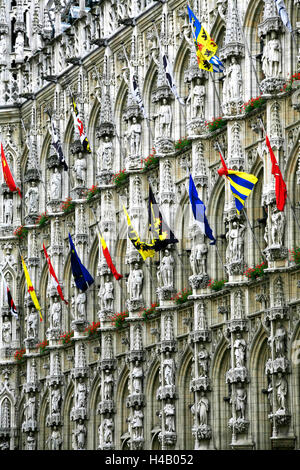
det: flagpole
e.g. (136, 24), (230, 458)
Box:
(214, 243), (228, 278)
(17, 246), (43, 321)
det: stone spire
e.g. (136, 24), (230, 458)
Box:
(220, 0), (244, 60)
(0, 0), (8, 35)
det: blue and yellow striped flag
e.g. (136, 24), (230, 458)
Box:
(218, 153), (258, 215)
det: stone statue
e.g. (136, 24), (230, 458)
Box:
(15, 32), (24, 62)
(126, 117), (141, 156)
(24, 394), (36, 428)
(2, 316), (11, 345)
(128, 263), (143, 300)
(158, 250), (175, 288)
(163, 359), (175, 386)
(99, 280), (114, 311)
(99, 418), (114, 447)
(233, 383), (247, 420)
(234, 333), (247, 368)
(197, 302), (207, 331)
(226, 221), (246, 264)
(132, 363), (143, 394)
(27, 431), (36, 450)
(50, 168), (62, 200)
(76, 292), (86, 321)
(190, 235), (208, 276)
(4, 195), (13, 225)
(274, 323), (286, 357)
(73, 153), (87, 187)
(164, 316), (174, 341)
(51, 297), (62, 329)
(76, 378), (87, 409)
(164, 403), (175, 432)
(198, 344), (209, 377)
(270, 207), (285, 246)
(198, 391), (209, 425)
(27, 308), (38, 338)
(187, 78), (205, 119)
(275, 372), (288, 413)
(103, 371), (114, 400)
(227, 57), (242, 101)
(133, 326), (142, 350)
(131, 409), (143, 440)
(73, 419), (87, 450)
(100, 136), (113, 171)
(262, 32), (281, 78)
(156, 98), (172, 139)
(50, 426), (62, 450)
(25, 182), (39, 214)
(51, 385), (62, 415)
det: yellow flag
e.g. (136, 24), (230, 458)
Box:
(196, 48), (213, 72)
(21, 256), (43, 321)
(123, 206), (156, 261)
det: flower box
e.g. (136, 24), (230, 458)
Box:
(14, 348), (26, 362)
(59, 330), (74, 345)
(110, 310), (129, 329)
(111, 170), (129, 187)
(281, 72), (300, 92)
(208, 279), (226, 292)
(174, 138), (192, 151)
(242, 95), (266, 113)
(289, 247), (300, 265)
(14, 225), (28, 240)
(171, 288), (192, 305)
(205, 117), (226, 133)
(84, 321), (101, 339)
(35, 212), (49, 228)
(60, 197), (75, 214)
(140, 303), (159, 321)
(141, 148), (159, 171)
(37, 339), (49, 354)
(244, 262), (267, 281)
(85, 185), (101, 202)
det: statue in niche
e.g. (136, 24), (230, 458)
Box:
(76, 378), (87, 409)
(226, 221), (246, 264)
(26, 308), (38, 338)
(73, 153), (87, 187)
(51, 296), (62, 329)
(198, 391), (209, 425)
(158, 249), (175, 288)
(163, 359), (175, 386)
(133, 326), (142, 350)
(73, 419), (87, 450)
(99, 279), (114, 311)
(273, 323), (286, 358)
(125, 117), (141, 156)
(164, 316), (174, 341)
(50, 168), (62, 200)
(24, 393), (36, 428)
(27, 432), (36, 450)
(227, 57), (242, 101)
(267, 375), (273, 413)
(76, 291), (86, 321)
(2, 316), (11, 345)
(104, 334), (113, 359)
(190, 234), (208, 276)
(132, 363), (143, 394)
(262, 31), (281, 78)
(0, 36), (7, 56)
(49, 426), (62, 450)
(127, 263), (143, 300)
(234, 333), (247, 368)
(198, 344), (209, 377)
(25, 182), (39, 214)
(100, 136), (113, 171)
(99, 418), (114, 447)
(164, 403), (175, 432)
(15, 32), (24, 61)
(197, 303), (207, 330)
(156, 98), (172, 139)
(3, 194), (13, 225)
(103, 370), (114, 400)
(131, 409), (144, 440)
(233, 290), (243, 319)
(270, 206), (285, 246)
(51, 384), (62, 415)
(233, 383), (247, 420)
(186, 78), (205, 119)
(275, 372), (288, 413)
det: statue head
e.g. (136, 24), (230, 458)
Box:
(271, 31), (277, 40)
(164, 249), (169, 256)
(132, 116), (137, 124)
(162, 98), (167, 105)
(134, 262), (139, 270)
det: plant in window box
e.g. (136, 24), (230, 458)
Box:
(35, 212), (49, 228)
(14, 225), (28, 240)
(110, 310), (129, 329)
(60, 197), (75, 214)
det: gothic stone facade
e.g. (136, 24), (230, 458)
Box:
(0, 0), (299, 451)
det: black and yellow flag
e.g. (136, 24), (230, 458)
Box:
(123, 206), (157, 260)
(148, 186), (178, 250)
(72, 98), (91, 153)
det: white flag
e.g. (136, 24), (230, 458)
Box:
(129, 66), (148, 120)
(274, 0), (292, 33)
(162, 54), (185, 105)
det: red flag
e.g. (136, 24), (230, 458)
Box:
(265, 135), (287, 212)
(1, 144), (22, 198)
(217, 152), (229, 177)
(99, 234), (123, 281)
(43, 243), (68, 305)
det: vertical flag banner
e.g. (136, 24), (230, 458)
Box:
(162, 54), (185, 105)
(43, 243), (68, 304)
(2, 274), (18, 318)
(72, 98), (91, 153)
(68, 233), (94, 292)
(1, 144), (22, 198)
(21, 256), (43, 321)
(49, 116), (68, 171)
(129, 65), (148, 120)
(218, 153), (258, 215)
(148, 186), (178, 249)
(123, 205), (157, 260)
(274, 0), (292, 33)
(189, 175), (216, 245)
(99, 233), (123, 281)
(265, 135), (287, 212)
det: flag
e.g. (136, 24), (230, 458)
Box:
(49, 116), (68, 171)
(209, 54), (225, 73)
(72, 98), (91, 153)
(129, 65), (148, 120)
(43, 243), (68, 304)
(1, 144), (22, 198)
(123, 205), (157, 260)
(274, 0), (292, 33)
(187, 4), (218, 62)
(2, 275), (18, 318)
(189, 175), (216, 245)
(265, 135), (287, 211)
(162, 53), (185, 105)
(148, 186), (178, 249)
(99, 234), (123, 281)
(68, 233), (94, 292)
(21, 256), (43, 321)
(218, 153), (258, 215)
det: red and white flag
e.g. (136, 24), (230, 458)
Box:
(2, 275), (18, 318)
(43, 243), (68, 305)
(266, 135), (287, 212)
(1, 143), (22, 198)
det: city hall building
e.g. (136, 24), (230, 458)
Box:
(0, 0), (299, 451)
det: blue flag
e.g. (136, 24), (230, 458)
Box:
(189, 175), (216, 245)
(69, 233), (94, 292)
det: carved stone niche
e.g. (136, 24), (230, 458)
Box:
(96, 122), (115, 140)
(71, 319), (88, 334)
(158, 340), (177, 354)
(190, 330), (211, 343)
(156, 286), (176, 302)
(260, 77), (286, 95)
(70, 367), (89, 380)
(127, 350), (144, 363)
(158, 431), (177, 446)
(98, 359), (116, 371)
(126, 299), (144, 313)
(97, 171), (114, 188)
(226, 367), (249, 384)
(264, 246), (288, 262)
(258, 17), (282, 38)
(152, 85), (172, 104)
(190, 377), (210, 392)
(228, 417), (250, 434)
(265, 357), (290, 375)
(189, 274), (210, 290)
(126, 393), (145, 408)
(46, 374), (63, 388)
(184, 68), (208, 85)
(97, 400), (115, 415)
(264, 306), (289, 323)
(156, 385), (176, 400)
(268, 411), (291, 426)
(193, 424), (212, 441)
(70, 407), (87, 422)
(24, 168), (40, 184)
(70, 139), (82, 155)
(46, 412), (61, 427)
(155, 138), (175, 156)
(123, 104), (140, 122)
(226, 319), (248, 334)
(47, 147), (61, 170)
